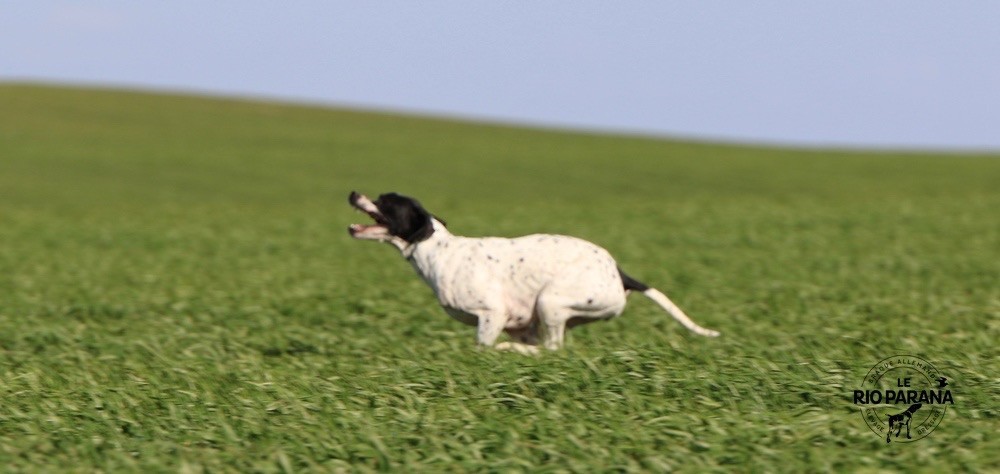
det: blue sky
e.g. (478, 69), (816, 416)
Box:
(2, 2), (998, 149)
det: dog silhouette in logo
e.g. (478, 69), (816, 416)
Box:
(886, 403), (922, 443)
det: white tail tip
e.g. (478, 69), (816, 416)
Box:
(643, 289), (720, 337)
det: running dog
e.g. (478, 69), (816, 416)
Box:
(886, 403), (922, 443)
(348, 191), (720, 354)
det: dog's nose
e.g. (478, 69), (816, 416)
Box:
(349, 191), (360, 204)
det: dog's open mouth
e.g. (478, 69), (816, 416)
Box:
(348, 222), (384, 234)
(349, 206), (388, 230)
(348, 191), (390, 239)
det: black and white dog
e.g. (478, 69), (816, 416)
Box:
(886, 403), (922, 443)
(348, 191), (719, 354)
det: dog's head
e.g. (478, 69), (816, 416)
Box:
(348, 191), (439, 244)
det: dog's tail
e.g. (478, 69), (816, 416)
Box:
(619, 268), (720, 337)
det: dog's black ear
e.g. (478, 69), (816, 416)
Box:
(400, 199), (435, 243)
(406, 204), (434, 243)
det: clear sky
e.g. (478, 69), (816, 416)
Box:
(2, 2), (998, 150)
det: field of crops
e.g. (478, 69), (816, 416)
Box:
(1, 84), (997, 471)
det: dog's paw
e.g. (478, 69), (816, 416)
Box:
(495, 342), (540, 356)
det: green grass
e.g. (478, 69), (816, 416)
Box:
(0, 83), (997, 472)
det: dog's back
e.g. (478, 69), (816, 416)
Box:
(411, 233), (625, 325)
(458, 233), (620, 290)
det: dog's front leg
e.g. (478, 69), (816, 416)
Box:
(475, 310), (507, 349)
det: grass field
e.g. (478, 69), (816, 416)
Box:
(1, 84), (997, 472)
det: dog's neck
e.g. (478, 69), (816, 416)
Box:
(398, 219), (457, 289)
(395, 218), (453, 260)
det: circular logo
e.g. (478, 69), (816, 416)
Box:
(853, 355), (953, 444)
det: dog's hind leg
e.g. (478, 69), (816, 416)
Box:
(538, 321), (566, 351)
(533, 291), (573, 351)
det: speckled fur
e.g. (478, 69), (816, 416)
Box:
(406, 220), (628, 352)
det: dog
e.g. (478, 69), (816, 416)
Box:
(348, 191), (719, 354)
(886, 403), (922, 443)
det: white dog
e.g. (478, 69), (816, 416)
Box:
(348, 191), (719, 354)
